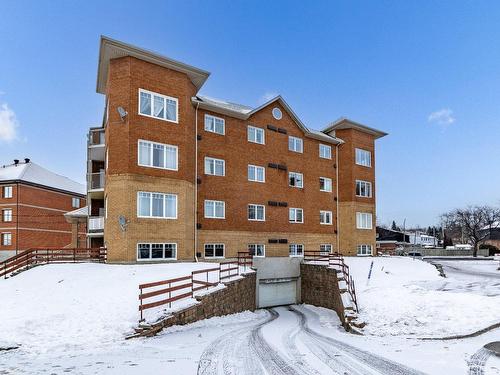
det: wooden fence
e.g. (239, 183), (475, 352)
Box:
(303, 251), (359, 312)
(138, 258), (251, 321)
(0, 247), (107, 279)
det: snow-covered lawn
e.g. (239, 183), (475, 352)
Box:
(0, 262), (229, 354)
(344, 256), (500, 337)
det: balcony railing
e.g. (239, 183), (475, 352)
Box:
(88, 172), (105, 190)
(88, 129), (105, 146)
(88, 216), (104, 231)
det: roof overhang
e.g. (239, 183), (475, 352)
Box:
(192, 95), (343, 145)
(322, 118), (388, 139)
(96, 36), (210, 94)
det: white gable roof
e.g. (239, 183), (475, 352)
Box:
(0, 162), (85, 195)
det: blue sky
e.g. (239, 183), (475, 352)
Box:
(0, 1), (499, 227)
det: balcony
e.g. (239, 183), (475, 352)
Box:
(88, 216), (104, 233)
(88, 128), (105, 161)
(87, 172), (105, 198)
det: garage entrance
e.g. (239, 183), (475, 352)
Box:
(258, 278), (298, 308)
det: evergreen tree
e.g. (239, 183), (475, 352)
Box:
(391, 220), (398, 231)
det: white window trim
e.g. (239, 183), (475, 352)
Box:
(319, 144), (332, 159)
(204, 157), (226, 176)
(356, 212), (373, 229)
(320, 244), (332, 255)
(289, 171), (304, 189)
(357, 244), (373, 256)
(204, 200), (226, 219)
(2, 232), (12, 246)
(355, 148), (372, 167)
(137, 191), (178, 220)
(320, 210), (333, 225)
(72, 198), (80, 208)
(288, 136), (303, 153)
(248, 164), (266, 183)
(136, 242), (178, 261)
(204, 243), (225, 259)
(138, 139), (179, 171)
(3, 209), (12, 222)
(289, 208), (304, 223)
(204, 114), (225, 135)
(248, 244), (266, 257)
(247, 125), (265, 145)
(248, 204), (265, 221)
(356, 180), (373, 198)
(138, 88), (179, 124)
(289, 244), (304, 257)
(319, 177), (332, 192)
(3, 186), (13, 199)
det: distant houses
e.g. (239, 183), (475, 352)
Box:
(376, 227), (439, 253)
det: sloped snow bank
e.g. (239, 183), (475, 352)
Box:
(343, 257), (500, 337)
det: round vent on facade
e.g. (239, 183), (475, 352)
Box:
(272, 107), (282, 120)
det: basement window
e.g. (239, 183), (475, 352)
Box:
(205, 243), (224, 258)
(320, 244), (332, 255)
(137, 243), (177, 260)
(289, 244), (304, 257)
(248, 244), (265, 257)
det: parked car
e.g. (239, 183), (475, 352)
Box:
(407, 251), (423, 258)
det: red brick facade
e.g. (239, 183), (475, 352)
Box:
(0, 182), (86, 253)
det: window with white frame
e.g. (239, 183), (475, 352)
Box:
(204, 157), (225, 176)
(3, 186), (12, 198)
(319, 144), (332, 159)
(355, 148), (372, 167)
(3, 209), (12, 222)
(248, 165), (265, 182)
(289, 172), (303, 188)
(137, 243), (177, 260)
(139, 89), (178, 123)
(2, 233), (12, 246)
(356, 212), (373, 229)
(356, 180), (372, 197)
(205, 243), (224, 258)
(137, 192), (177, 219)
(320, 210), (333, 225)
(320, 244), (332, 255)
(247, 125), (265, 144)
(204, 200), (225, 219)
(288, 136), (303, 153)
(357, 244), (372, 256)
(248, 204), (265, 221)
(319, 177), (332, 192)
(289, 208), (304, 223)
(138, 140), (178, 170)
(289, 244), (304, 257)
(204, 114), (225, 135)
(248, 244), (265, 257)
(72, 198), (80, 208)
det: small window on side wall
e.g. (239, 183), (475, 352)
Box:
(3, 186), (13, 198)
(72, 198), (80, 208)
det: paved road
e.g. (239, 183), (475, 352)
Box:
(198, 306), (424, 375)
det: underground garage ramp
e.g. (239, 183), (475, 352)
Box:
(258, 278), (298, 308)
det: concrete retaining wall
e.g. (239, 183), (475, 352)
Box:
(300, 263), (347, 329)
(133, 272), (256, 337)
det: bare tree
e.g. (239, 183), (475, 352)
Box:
(441, 205), (500, 257)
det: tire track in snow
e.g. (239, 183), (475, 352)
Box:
(290, 306), (426, 375)
(249, 308), (307, 375)
(197, 313), (270, 375)
(467, 347), (491, 375)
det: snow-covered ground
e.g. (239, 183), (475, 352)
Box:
(343, 256), (500, 337)
(0, 262), (234, 354)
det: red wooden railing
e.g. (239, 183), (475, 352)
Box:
(138, 257), (252, 321)
(303, 250), (359, 312)
(0, 247), (107, 279)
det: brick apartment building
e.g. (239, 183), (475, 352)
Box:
(87, 36), (386, 263)
(0, 159), (86, 256)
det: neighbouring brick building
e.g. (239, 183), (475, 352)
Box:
(87, 36), (387, 263)
(0, 159), (86, 256)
